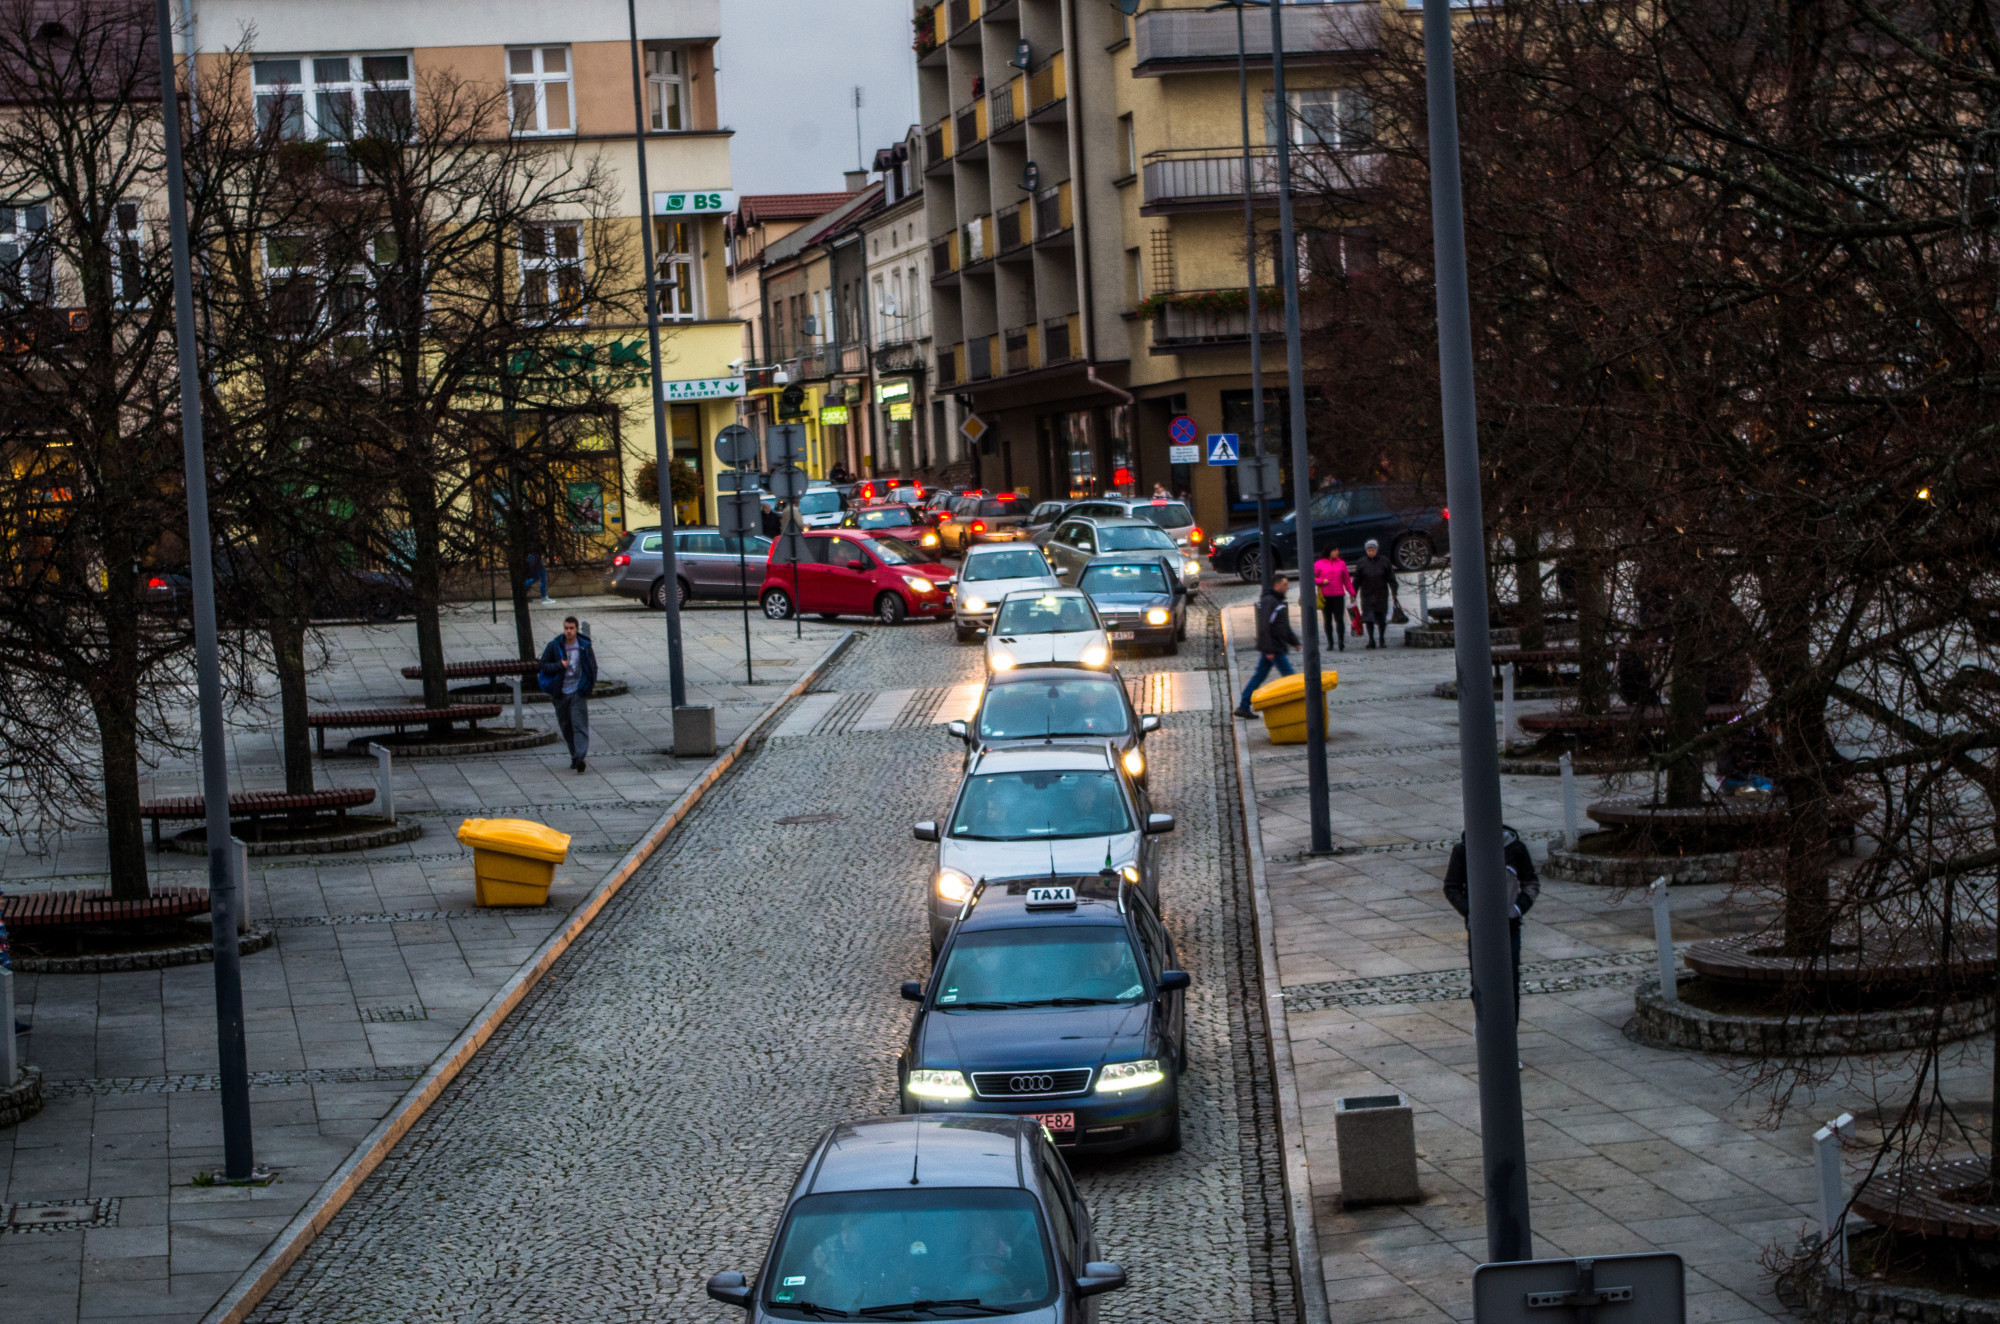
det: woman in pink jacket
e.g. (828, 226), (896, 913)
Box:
(1313, 548), (1355, 651)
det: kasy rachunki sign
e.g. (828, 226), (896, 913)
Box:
(660, 376), (747, 402)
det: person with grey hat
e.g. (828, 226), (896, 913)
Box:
(1352, 539), (1400, 648)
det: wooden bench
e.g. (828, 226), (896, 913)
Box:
(399, 659), (541, 685)
(138, 788), (376, 849)
(1517, 703), (1745, 736)
(308, 704), (503, 754)
(2, 885), (211, 929)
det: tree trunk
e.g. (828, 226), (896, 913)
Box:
(93, 690), (149, 900)
(1765, 632), (1836, 956)
(270, 610), (314, 796)
(1517, 525), (1546, 651)
(1663, 594), (1707, 808)
(507, 463), (535, 660)
(402, 472), (452, 731)
(1575, 553), (1612, 715)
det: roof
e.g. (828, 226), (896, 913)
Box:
(808, 1115), (1028, 1193)
(760, 183), (886, 266)
(970, 743), (1116, 774)
(735, 192), (855, 226)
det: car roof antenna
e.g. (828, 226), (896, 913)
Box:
(910, 1116), (922, 1185)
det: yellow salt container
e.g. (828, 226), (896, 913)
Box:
(1249, 669), (1339, 744)
(456, 817), (571, 906)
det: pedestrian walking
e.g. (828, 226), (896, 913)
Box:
(539, 615), (597, 773)
(1235, 573), (1299, 718)
(1313, 547), (1354, 652)
(1353, 539), (1399, 649)
(1443, 826), (1539, 1029)
(524, 549), (552, 604)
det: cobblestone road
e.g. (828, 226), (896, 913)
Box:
(249, 597), (1298, 1323)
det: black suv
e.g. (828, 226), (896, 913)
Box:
(1205, 482), (1446, 582)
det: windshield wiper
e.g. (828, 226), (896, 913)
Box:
(858, 1299), (1011, 1317)
(778, 1301), (855, 1319)
(1015, 996), (1122, 1007)
(946, 1001), (1021, 1010)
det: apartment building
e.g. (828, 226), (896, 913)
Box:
(188, 0), (743, 540)
(863, 129), (963, 484)
(914, 0), (1377, 536)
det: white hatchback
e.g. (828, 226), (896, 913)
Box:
(952, 543), (1060, 642)
(984, 588), (1112, 673)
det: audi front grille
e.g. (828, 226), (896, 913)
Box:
(970, 1068), (1093, 1099)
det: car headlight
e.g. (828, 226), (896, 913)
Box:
(904, 575), (937, 593)
(1145, 608), (1170, 625)
(922, 533), (939, 546)
(1184, 560), (1201, 576)
(1081, 645), (1108, 668)
(934, 868), (974, 903)
(1096, 1060), (1165, 1094)
(1213, 534), (1236, 547)
(961, 595), (988, 614)
(907, 1069), (972, 1101)
(990, 651), (1016, 671)
(1121, 864), (1140, 884)
(1122, 747), (1144, 777)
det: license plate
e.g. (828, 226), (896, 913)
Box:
(1029, 1112), (1075, 1132)
(1111, 631), (1136, 641)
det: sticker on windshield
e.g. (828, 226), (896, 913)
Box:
(783, 1277), (806, 1287)
(1026, 885), (1078, 908)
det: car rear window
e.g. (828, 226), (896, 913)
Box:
(1081, 562), (1169, 595)
(1131, 502), (1192, 529)
(978, 498), (1021, 517)
(1098, 526), (1177, 553)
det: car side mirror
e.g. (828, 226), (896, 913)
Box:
(912, 820), (940, 842)
(705, 1271), (752, 1308)
(1075, 1262), (1128, 1299)
(901, 980), (925, 1002)
(1157, 970), (1191, 993)
(1144, 812), (1176, 835)
(947, 720), (970, 741)
(1140, 714), (1161, 734)
(847, 559), (868, 571)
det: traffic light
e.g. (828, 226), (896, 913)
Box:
(778, 383), (807, 420)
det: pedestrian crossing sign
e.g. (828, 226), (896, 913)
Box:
(1206, 433), (1240, 465)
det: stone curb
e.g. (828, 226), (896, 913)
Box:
(197, 630), (859, 1324)
(16, 927), (274, 975)
(1629, 977), (1995, 1056)
(0, 1067), (44, 1129)
(1781, 1263), (2000, 1324)
(1221, 607), (1332, 1324)
(166, 820), (424, 858)
(1543, 839), (1775, 886)
(339, 729), (561, 759)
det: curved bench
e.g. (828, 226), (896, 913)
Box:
(308, 705), (503, 754)
(399, 660), (540, 683)
(2, 885), (211, 929)
(1517, 703), (1745, 736)
(139, 788), (376, 849)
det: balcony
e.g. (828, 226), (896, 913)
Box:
(996, 201), (1032, 252)
(954, 98), (988, 156)
(962, 213), (995, 266)
(924, 116), (954, 172)
(840, 342), (866, 374)
(1033, 180), (1073, 240)
(947, 0), (982, 39)
(1141, 146), (1379, 214)
(874, 337), (929, 375)
(1003, 324), (1038, 374)
(931, 233), (960, 281)
(1042, 314), (1078, 365)
(967, 334), (994, 381)
(990, 75), (1026, 137)
(1147, 289), (1324, 352)
(1133, 2), (1379, 75)
(1027, 50), (1066, 113)
(939, 342), (963, 386)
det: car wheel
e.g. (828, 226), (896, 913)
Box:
(366, 597), (395, 622)
(1392, 534), (1433, 571)
(955, 625), (976, 643)
(1237, 546), (1263, 585)
(1163, 637), (1180, 657)
(1176, 615), (1188, 641)
(1151, 1106), (1183, 1155)
(876, 593), (908, 626)
(760, 588), (794, 620)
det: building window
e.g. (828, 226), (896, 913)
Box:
(113, 202), (144, 304)
(508, 47), (574, 135)
(263, 234), (316, 334)
(1265, 87), (1371, 150)
(253, 54), (412, 141)
(0, 205), (52, 304)
(654, 219), (698, 321)
(520, 221), (584, 320)
(1120, 114), (1137, 177)
(647, 47), (686, 131)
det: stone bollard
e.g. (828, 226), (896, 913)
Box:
(367, 743), (396, 824)
(1815, 1112), (1855, 1266)
(1417, 574), (1430, 627)
(507, 675), (524, 730)
(1, 964), (15, 1088)
(1501, 664), (1517, 749)
(1334, 1093), (1421, 1205)
(1649, 877), (1676, 1002)
(673, 705), (718, 757)
(1559, 751), (1579, 849)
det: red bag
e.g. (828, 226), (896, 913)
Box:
(1350, 606), (1364, 634)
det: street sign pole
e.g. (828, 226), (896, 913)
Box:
(716, 426), (761, 686)
(1423, 0), (1532, 1262)
(1235, 0), (1274, 594)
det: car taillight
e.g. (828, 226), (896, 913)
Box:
(1189, 527), (1203, 543)
(146, 577), (166, 589)
(612, 554), (630, 567)
(971, 520), (986, 534)
(1441, 508), (1449, 520)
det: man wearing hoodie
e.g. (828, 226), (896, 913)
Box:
(539, 616), (598, 772)
(1236, 574), (1299, 718)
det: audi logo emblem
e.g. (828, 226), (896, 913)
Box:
(1010, 1074), (1056, 1094)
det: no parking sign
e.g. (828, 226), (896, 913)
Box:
(1168, 415), (1199, 465)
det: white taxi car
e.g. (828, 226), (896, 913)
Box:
(984, 588), (1112, 674)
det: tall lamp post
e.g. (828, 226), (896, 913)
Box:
(1422, 0), (1532, 1262)
(626, 0), (690, 709)
(154, 0), (255, 1181)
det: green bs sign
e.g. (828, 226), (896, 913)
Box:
(654, 190), (739, 215)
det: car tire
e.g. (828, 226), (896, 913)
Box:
(1163, 637), (1180, 657)
(1237, 546), (1263, 585)
(1151, 1106), (1183, 1155)
(955, 625), (976, 643)
(760, 588), (794, 620)
(1392, 534), (1433, 571)
(366, 597), (395, 622)
(875, 593), (908, 626)
(1176, 615), (1188, 641)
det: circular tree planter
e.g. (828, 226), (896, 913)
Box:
(1544, 836), (1779, 886)
(15, 925), (274, 974)
(1542, 796), (1825, 886)
(1781, 1158), (2000, 1322)
(167, 816), (421, 857)
(1631, 976), (1993, 1056)
(0, 1067), (43, 1129)
(341, 728), (558, 759)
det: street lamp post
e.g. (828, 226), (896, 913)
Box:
(153, 0), (254, 1181)
(1223, 0), (1275, 596)
(1422, 0), (1532, 1262)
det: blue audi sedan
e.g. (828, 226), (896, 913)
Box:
(897, 877), (1189, 1155)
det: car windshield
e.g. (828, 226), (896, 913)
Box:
(1130, 502), (1192, 530)
(764, 1187), (1055, 1318)
(937, 925), (1147, 1007)
(854, 506), (917, 529)
(851, 536), (913, 566)
(1098, 526), (1177, 553)
(993, 595), (1095, 635)
(979, 678), (1130, 740)
(797, 491), (842, 515)
(963, 549), (1051, 583)
(875, 535), (939, 564)
(952, 769), (1132, 839)
(1080, 563), (1169, 596)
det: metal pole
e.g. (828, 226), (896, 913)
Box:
(1649, 877), (1676, 1003)
(1815, 1112), (1855, 1269)
(627, 0), (688, 708)
(1, 965), (17, 1090)
(1559, 750), (1578, 850)
(1235, 0), (1273, 595)
(155, 0), (254, 1181)
(1267, 0), (1330, 854)
(1422, 0), (1529, 1261)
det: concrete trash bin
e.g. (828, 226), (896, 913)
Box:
(1334, 1093), (1420, 1206)
(456, 818), (571, 907)
(1249, 669), (1339, 744)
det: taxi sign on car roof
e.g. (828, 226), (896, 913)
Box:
(1025, 884), (1078, 909)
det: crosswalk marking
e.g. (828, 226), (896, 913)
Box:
(770, 692), (841, 739)
(854, 689), (917, 731)
(934, 682), (983, 724)
(1129, 670), (1212, 714)
(777, 671), (1212, 738)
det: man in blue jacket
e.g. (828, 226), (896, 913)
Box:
(540, 616), (598, 772)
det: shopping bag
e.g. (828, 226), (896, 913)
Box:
(1391, 603), (1409, 625)
(1350, 606), (1363, 634)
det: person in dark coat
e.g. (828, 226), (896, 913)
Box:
(1236, 574), (1299, 717)
(1444, 825), (1539, 1026)
(538, 616), (598, 773)
(1352, 539), (1399, 648)
(760, 500), (782, 537)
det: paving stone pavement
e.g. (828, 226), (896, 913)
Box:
(0, 597), (847, 1324)
(242, 602), (1301, 1324)
(1221, 588), (1993, 1324)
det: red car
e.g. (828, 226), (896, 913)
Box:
(839, 502), (941, 551)
(760, 530), (955, 625)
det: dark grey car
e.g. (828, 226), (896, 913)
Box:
(1042, 516), (1193, 592)
(603, 525), (771, 610)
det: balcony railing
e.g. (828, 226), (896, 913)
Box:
(963, 213), (994, 264)
(875, 308), (932, 349)
(1133, 2), (1379, 69)
(947, 0), (981, 37)
(840, 343), (866, 374)
(1027, 50), (1066, 112)
(992, 75), (1027, 135)
(996, 201), (1031, 252)
(954, 98), (988, 153)
(931, 233), (959, 279)
(967, 334), (994, 381)
(1150, 291), (1323, 347)
(1034, 180), (1073, 238)
(925, 116), (953, 166)
(1042, 313), (1077, 364)
(939, 342), (962, 386)
(1004, 324), (1038, 374)
(1142, 146), (1379, 209)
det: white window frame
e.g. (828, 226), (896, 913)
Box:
(1265, 87), (1370, 150)
(253, 53), (413, 142)
(0, 204), (52, 306)
(654, 219), (699, 322)
(646, 46), (687, 132)
(508, 46), (575, 136)
(520, 220), (586, 323)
